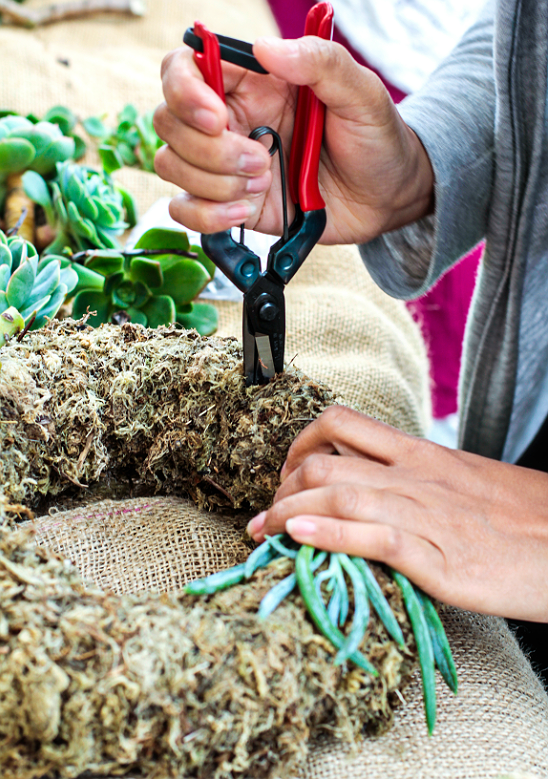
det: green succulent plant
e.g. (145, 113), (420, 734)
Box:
(22, 160), (137, 254)
(83, 103), (162, 174)
(0, 230), (78, 330)
(69, 227), (219, 334)
(0, 106), (87, 159)
(0, 307), (25, 345)
(0, 115), (75, 209)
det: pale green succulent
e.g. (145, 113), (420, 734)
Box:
(0, 230), (77, 330)
(0, 115), (75, 208)
(23, 160), (137, 254)
(0, 307), (25, 345)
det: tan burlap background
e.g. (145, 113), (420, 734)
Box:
(31, 497), (548, 779)
(215, 243), (430, 434)
(4, 2), (547, 776)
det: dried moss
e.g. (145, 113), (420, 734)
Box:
(0, 319), (338, 511)
(0, 524), (416, 779)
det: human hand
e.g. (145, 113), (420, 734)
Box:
(153, 35), (434, 245)
(247, 407), (548, 622)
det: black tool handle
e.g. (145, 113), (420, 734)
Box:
(183, 28), (269, 74)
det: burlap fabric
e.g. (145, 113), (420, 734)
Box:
(31, 497), (548, 779)
(32, 496), (252, 594)
(215, 242), (430, 434)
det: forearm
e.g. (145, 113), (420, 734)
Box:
(360, 0), (496, 299)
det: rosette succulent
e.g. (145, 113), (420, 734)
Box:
(0, 115), (75, 208)
(70, 227), (219, 333)
(83, 103), (162, 174)
(22, 160), (137, 254)
(0, 230), (77, 330)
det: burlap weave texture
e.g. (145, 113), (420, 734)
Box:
(32, 497), (252, 594)
(31, 498), (548, 779)
(215, 242), (431, 436)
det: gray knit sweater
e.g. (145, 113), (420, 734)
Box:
(358, 0), (548, 462)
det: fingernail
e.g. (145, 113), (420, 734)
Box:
(286, 518), (316, 538)
(238, 153), (265, 174)
(226, 201), (257, 223)
(194, 108), (218, 131)
(246, 173), (270, 194)
(247, 511), (266, 537)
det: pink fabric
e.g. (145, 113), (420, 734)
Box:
(266, 0), (480, 418)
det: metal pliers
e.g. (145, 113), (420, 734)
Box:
(183, 2), (334, 385)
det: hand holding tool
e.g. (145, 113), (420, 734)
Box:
(184, 3), (333, 385)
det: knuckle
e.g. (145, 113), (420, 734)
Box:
(153, 145), (171, 178)
(305, 38), (345, 80)
(332, 518), (349, 550)
(378, 525), (404, 562)
(199, 209), (224, 235)
(330, 482), (361, 517)
(319, 404), (351, 430)
(299, 454), (332, 488)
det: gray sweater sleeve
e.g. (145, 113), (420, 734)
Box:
(358, 0), (495, 300)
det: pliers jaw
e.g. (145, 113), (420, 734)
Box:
(243, 273), (285, 385)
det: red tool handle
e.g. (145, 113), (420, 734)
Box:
(288, 2), (333, 212)
(192, 21), (227, 118)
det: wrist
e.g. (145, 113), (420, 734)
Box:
(382, 124), (435, 234)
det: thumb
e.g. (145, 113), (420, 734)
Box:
(253, 36), (390, 121)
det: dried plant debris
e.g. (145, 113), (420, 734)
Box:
(0, 319), (338, 511)
(0, 523), (417, 779)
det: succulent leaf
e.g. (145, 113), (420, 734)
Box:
(32, 282), (68, 329)
(140, 294), (176, 328)
(125, 307), (148, 326)
(71, 288), (111, 325)
(0, 306), (25, 342)
(82, 116), (109, 138)
(0, 138), (36, 175)
(134, 227), (190, 254)
(129, 257), (163, 288)
(176, 302), (219, 336)
(116, 184), (138, 228)
(22, 170), (56, 225)
(6, 258), (36, 309)
(0, 265), (10, 292)
(31, 259), (61, 300)
(156, 258), (210, 307)
(19, 294), (52, 321)
(99, 145), (124, 174)
(43, 105), (78, 136)
(0, 245), (12, 271)
(72, 264), (105, 296)
(85, 252), (124, 276)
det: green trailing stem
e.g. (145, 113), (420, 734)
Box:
(184, 534), (458, 733)
(391, 570), (437, 735)
(416, 588), (458, 694)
